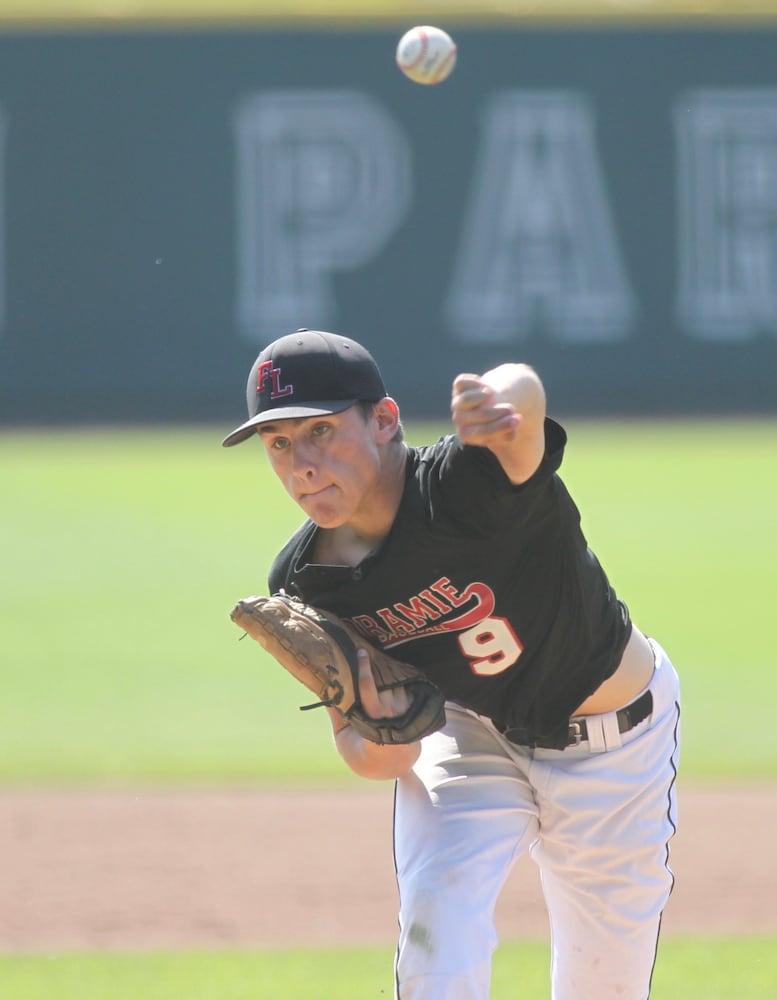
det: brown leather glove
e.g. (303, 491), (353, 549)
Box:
(230, 593), (446, 745)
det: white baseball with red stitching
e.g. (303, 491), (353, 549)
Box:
(396, 25), (457, 86)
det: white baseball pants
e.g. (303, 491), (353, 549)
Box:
(392, 640), (681, 1000)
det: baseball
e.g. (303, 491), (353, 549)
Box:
(396, 25), (457, 86)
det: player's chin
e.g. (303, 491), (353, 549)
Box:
(299, 496), (348, 528)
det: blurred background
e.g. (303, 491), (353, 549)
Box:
(0, 0), (776, 426)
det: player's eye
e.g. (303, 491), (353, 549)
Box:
(311, 423), (331, 438)
(270, 436), (290, 451)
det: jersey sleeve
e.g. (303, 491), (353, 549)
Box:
(420, 417), (567, 522)
(505, 417), (567, 489)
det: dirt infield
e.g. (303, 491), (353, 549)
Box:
(1, 782), (775, 953)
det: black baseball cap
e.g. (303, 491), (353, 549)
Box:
(222, 329), (387, 447)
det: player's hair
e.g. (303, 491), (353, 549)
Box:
(356, 399), (404, 443)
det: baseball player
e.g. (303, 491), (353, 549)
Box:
(223, 328), (681, 1000)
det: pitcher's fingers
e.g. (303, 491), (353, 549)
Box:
(457, 407), (521, 442)
(452, 378), (491, 413)
(357, 648), (382, 717)
(357, 648), (411, 719)
(452, 373), (483, 392)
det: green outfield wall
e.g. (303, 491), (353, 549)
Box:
(0, 24), (776, 423)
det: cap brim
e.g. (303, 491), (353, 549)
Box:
(221, 399), (358, 447)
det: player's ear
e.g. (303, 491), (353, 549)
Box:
(373, 397), (401, 442)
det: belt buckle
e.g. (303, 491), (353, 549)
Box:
(568, 720), (584, 747)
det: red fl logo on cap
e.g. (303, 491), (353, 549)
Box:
(256, 359), (293, 399)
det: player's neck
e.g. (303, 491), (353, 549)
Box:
(315, 526), (380, 568)
(314, 447), (407, 567)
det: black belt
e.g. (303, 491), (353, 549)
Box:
(503, 689), (653, 750)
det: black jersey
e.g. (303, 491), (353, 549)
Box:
(268, 418), (632, 749)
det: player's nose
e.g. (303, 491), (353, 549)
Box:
(290, 443), (317, 480)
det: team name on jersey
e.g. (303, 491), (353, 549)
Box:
(349, 576), (495, 650)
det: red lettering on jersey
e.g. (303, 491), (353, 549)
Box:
(257, 359), (293, 399)
(378, 581), (497, 650)
(418, 588), (449, 614)
(433, 582), (495, 631)
(350, 615), (388, 644)
(430, 577), (470, 608)
(393, 596), (443, 628)
(376, 607), (416, 637)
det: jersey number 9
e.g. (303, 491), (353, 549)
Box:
(458, 617), (523, 676)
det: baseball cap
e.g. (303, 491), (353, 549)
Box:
(222, 329), (387, 447)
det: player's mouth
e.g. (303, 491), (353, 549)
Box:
(298, 484), (337, 504)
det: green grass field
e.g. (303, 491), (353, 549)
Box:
(2, 419), (775, 784)
(2, 420), (776, 999)
(2, 938), (776, 999)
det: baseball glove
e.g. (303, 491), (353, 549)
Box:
(230, 593), (446, 745)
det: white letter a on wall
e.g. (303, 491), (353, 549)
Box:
(445, 91), (635, 344)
